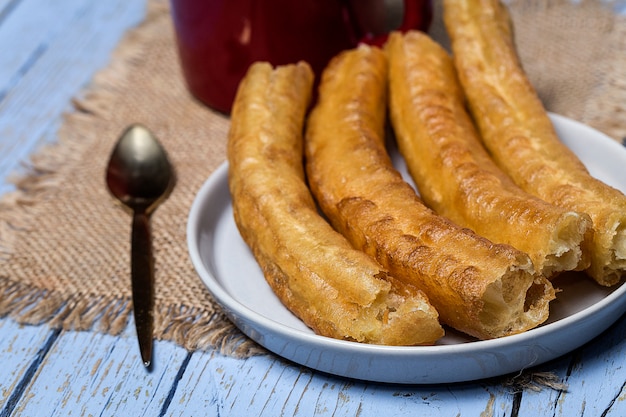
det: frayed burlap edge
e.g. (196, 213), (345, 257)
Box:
(0, 0), (264, 359)
(0, 276), (263, 358)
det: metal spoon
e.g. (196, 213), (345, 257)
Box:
(106, 124), (175, 368)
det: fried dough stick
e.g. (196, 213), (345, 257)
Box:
(444, 0), (626, 286)
(385, 31), (591, 278)
(305, 45), (555, 340)
(227, 61), (444, 345)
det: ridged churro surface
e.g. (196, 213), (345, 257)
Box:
(305, 45), (555, 339)
(444, 0), (626, 286)
(386, 30), (591, 278)
(228, 61), (444, 345)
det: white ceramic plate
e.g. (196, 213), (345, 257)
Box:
(187, 114), (626, 384)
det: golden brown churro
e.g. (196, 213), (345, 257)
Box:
(385, 31), (591, 278)
(305, 45), (555, 340)
(444, 0), (626, 286)
(227, 61), (444, 345)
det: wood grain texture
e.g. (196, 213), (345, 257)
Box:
(15, 325), (190, 416)
(0, 0), (146, 194)
(1, 0), (626, 416)
(0, 320), (57, 412)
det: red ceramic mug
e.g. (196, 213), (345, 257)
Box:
(170, 0), (432, 113)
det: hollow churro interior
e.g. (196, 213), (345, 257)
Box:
(351, 276), (445, 345)
(479, 269), (554, 338)
(593, 215), (626, 286)
(542, 211), (591, 277)
(612, 224), (626, 266)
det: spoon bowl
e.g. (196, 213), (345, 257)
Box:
(106, 124), (175, 368)
(107, 125), (174, 213)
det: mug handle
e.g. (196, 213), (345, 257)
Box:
(347, 0), (433, 46)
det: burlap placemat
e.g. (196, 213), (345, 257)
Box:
(0, 0), (625, 360)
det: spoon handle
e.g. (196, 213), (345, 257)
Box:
(131, 211), (154, 368)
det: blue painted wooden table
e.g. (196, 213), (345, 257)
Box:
(1, 0), (626, 415)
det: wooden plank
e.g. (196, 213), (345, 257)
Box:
(0, 0), (146, 193)
(0, 319), (57, 415)
(12, 322), (192, 416)
(0, 0), (19, 25)
(171, 351), (517, 416)
(0, 0), (88, 89)
(515, 316), (626, 416)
